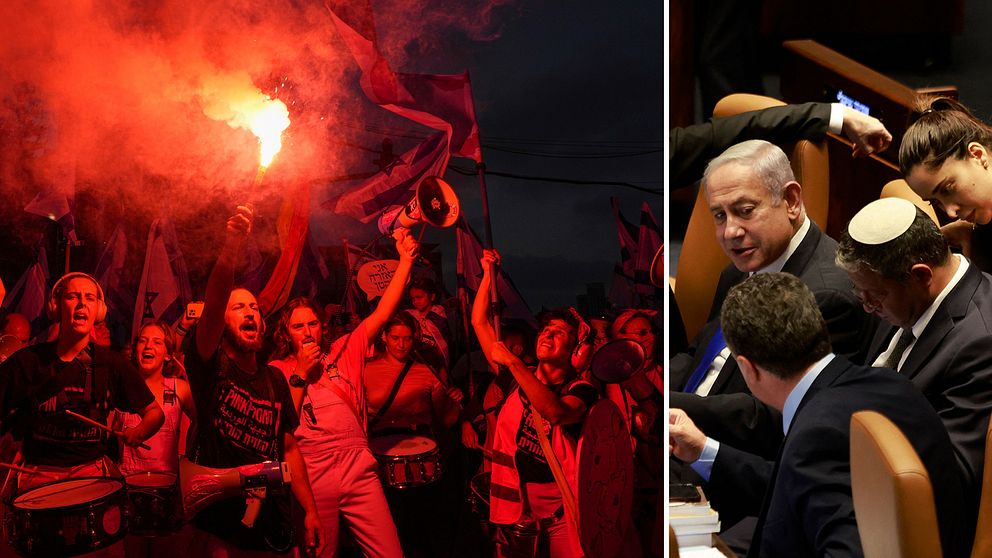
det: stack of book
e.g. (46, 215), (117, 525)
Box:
(669, 484), (720, 548)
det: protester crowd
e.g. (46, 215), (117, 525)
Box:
(0, 196), (664, 558)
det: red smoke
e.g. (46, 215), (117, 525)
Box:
(0, 0), (519, 287)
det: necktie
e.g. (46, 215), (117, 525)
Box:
(683, 327), (726, 393)
(880, 328), (915, 371)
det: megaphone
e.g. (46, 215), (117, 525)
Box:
(590, 339), (646, 383)
(378, 176), (460, 234)
(180, 458), (291, 527)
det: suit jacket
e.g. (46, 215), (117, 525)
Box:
(670, 223), (878, 525)
(669, 102), (832, 189)
(866, 260), (992, 500)
(670, 221), (878, 399)
(709, 356), (969, 558)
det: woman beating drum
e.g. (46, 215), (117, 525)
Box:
(364, 311), (462, 557)
(268, 228), (418, 558)
(115, 320), (196, 557)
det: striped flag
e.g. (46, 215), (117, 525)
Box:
(2, 247), (50, 341)
(330, 131), (450, 222)
(634, 202), (662, 301)
(132, 219), (192, 339)
(325, 0), (482, 162)
(94, 224), (135, 346)
(608, 197), (639, 308)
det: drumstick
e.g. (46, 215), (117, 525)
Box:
(65, 410), (152, 450)
(0, 462), (56, 477)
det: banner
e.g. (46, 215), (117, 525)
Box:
(132, 219), (192, 339)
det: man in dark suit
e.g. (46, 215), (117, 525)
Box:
(670, 272), (969, 558)
(670, 102), (891, 189)
(835, 197), (992, 514)
(669, 141), (879, 542)
(670, 139), (878, 404)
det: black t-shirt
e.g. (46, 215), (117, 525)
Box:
(184, 337), (299, 551)
(0, 342), (155, 467)
(514, 377), (598, 484)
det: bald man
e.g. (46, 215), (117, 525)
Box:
(1, 314), (30, 346)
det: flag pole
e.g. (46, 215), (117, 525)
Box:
(455, 226), (475, 399)
(476, 160), (502, 344)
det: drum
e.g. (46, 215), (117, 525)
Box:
(468, 472), (491, 518)
(6, 477), (127, 556)
(125, 472), (182, 536)
(368, 433), (442, 489)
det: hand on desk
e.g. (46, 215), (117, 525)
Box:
(669, 408), (706, 463)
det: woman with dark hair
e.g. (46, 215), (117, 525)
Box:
(901, 96), (992, 255)
(366, 312), (461, 436)
(364, 311), (461, 558)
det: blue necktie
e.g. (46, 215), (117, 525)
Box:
(683, 327), (726, 393)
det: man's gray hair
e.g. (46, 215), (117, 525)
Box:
(703, 139), (795, 203)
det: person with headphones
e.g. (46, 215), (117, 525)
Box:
(470, 250), (598, 558)
(0, 272), (165, 491)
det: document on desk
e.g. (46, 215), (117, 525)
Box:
(679, 547), (727, 558)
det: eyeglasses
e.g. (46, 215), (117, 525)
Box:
(852, 287), (888, 312)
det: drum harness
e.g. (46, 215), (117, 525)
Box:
(367, 360), (414, 433)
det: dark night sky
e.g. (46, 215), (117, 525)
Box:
(311, 0), (664, 309)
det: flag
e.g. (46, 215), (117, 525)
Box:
(236, 235), (269, 296)
(455, 217), (536, 327)
(608, 197), (639, 308)
(341, 239), (376, 319)
(24, 189), (78, 245)
(329, 131), (450, 222)
(2, 247), (50, 340)
(325, 1), (482, 162)
(132, 219), (192, 339)
(634, 202), (663, 302)
(611, 197), (640, 277)
(257, 183), (311, 317)
(93, 224), (134, 332)
(290, 231), (331, 301)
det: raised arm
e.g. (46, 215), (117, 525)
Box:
(490, 343), (587, 426)
(195, 206), (252, 361)
(361, 229), (419, 339)
(470, 249), (500, 366)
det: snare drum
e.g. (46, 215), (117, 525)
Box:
(125, 472), (182, 536)
(6, 477), (127, 556)
(468, 472), (491, 518)
(368, 434), (442, 489)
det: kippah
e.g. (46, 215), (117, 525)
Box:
(848, 198), (917, 245)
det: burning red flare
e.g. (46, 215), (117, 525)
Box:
(249, 98), (290, 168)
